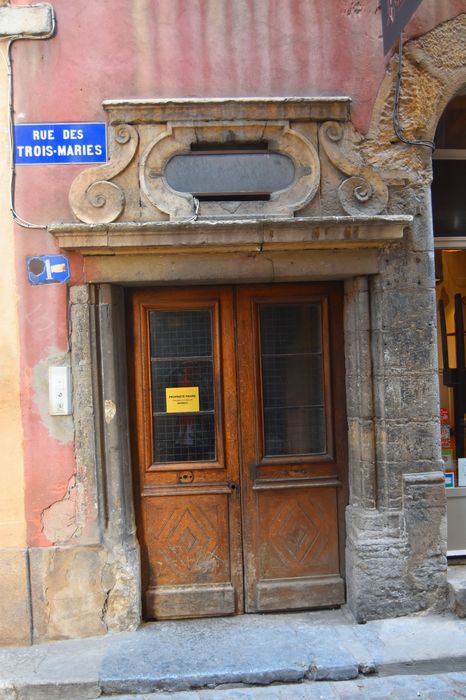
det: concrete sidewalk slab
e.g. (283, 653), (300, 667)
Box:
(0, 609), (466, 698)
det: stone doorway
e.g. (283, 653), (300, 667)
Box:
(129, 283), (347, 619)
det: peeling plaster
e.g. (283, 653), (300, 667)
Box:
(41, 474), (79, 544)
(31, 348), (74, 444)
(29, 544), (141, 640)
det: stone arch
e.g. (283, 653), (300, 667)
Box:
(363, 13), (466, 182)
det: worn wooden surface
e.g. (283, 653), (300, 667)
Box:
(130, 283), (347, 618)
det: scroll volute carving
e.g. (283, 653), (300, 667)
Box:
(319, 121), (388, 216)
(69, 124), (138, 224)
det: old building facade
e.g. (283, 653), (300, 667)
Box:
(0, 1), (465, 645)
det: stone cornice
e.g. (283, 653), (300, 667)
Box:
(49, 215), (412, 254)
(102, 97), (351, 124)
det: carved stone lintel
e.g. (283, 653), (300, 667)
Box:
(69, 125), (139, 224)
(319, 121), (388, 216)
(65, 100), (395, 227)
(140, 121), (320, 220)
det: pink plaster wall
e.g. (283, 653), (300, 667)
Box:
(11, 0), (465, 545)
(12, 0), (466, 224)
(15, 230), (74, 546)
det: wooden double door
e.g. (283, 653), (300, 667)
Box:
(131, 283), (347, 619)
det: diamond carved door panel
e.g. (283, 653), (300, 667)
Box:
(259, 489), (338, 577)
(143, 495), (236, 618)
(254, 487), (343, 610)
(131, 283), (347, 619)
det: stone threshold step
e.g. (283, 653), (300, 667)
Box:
(1, 611), (466, 699)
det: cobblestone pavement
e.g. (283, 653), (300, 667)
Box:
(112, 671), (466, 699)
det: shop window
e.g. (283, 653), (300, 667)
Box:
(432, 93), (466, 240)
(433, 88), (466, 556)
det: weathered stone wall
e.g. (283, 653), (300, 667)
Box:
(29, 543), (141, 641)
(344, 15), (466, 621)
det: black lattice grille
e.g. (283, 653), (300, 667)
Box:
(259, 303), (326, 456)
(150, 310), (212, 358)
(153, 414), (215, 463)
(260, 304), (322, 355)
(149, 309), (216, 464)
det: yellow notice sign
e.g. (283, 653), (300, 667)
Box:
(166, 387), (200, 413)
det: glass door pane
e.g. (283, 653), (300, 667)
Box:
(259, 303), (325, 456)
(149, 309), (216, 463)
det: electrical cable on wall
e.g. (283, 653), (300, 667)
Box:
(2, 13), (56, 229)
(393, 34), (435, 151)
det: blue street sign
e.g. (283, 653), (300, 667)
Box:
(27, 255), (70, 285)
(15, 123), (107, 165)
